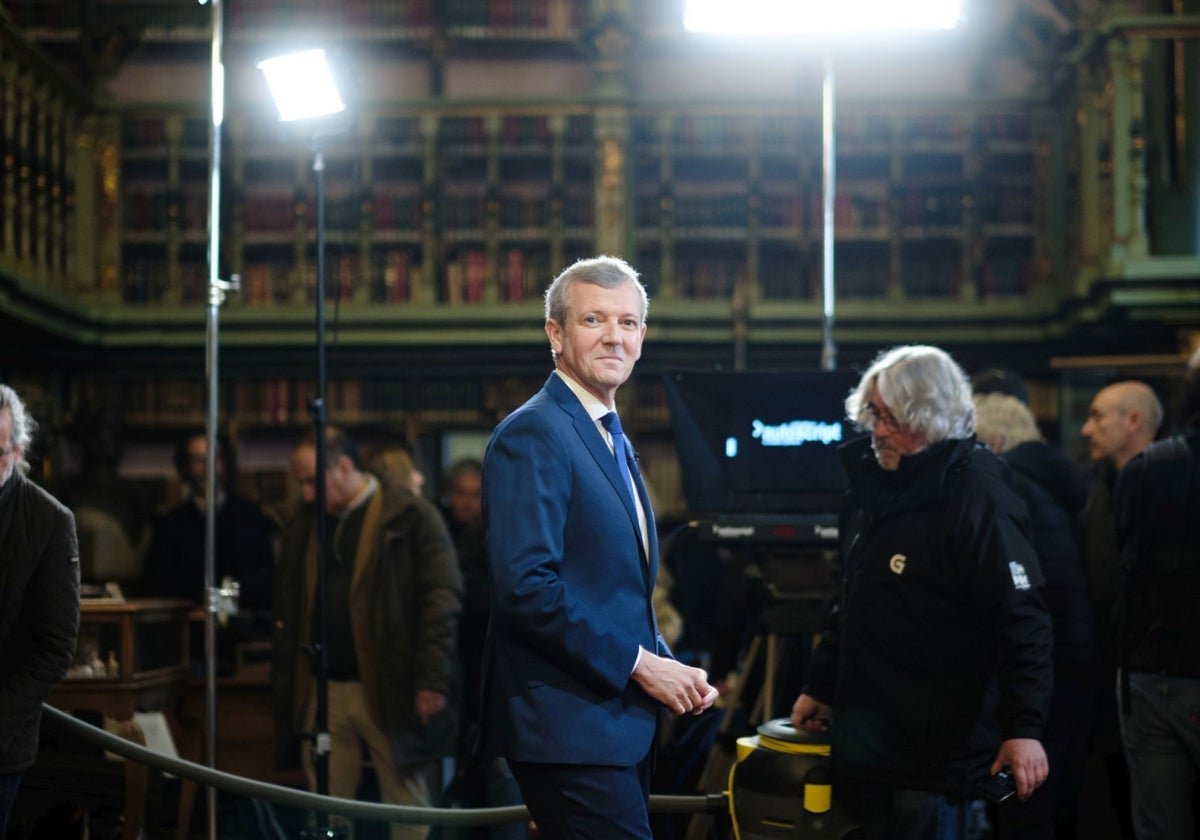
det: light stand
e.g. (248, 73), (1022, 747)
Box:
(307, 132), (334, 807)
(202, 1), (236, 838)
(258, 49), (346, 837)
(681, 7), (966, 836)
(820, 49), (835, 372)
(684, 0), (965, 371)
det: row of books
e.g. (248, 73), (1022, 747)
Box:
(239, 263), (301, 307)
(113, 377), (388, 429)
(630, 111), (1036, 157)
(230, 0), (405, 30)
(634, 192), (922, 233)
(239, 251), (545, 307)
(443, 0), (583, 35)
(121, 117), (209, 152)
(145, 183), (1012, 240)
(242, 252), (435, 306)
(123, 188), (209, 232)
(439, 194), (592, 229)
(10, 0), (207, 35)
(977, 185), (1034, 226)
(118, 111), (1030, 169)
(235, 378), (371, 427)
(118, 239), (1034, 307)
(980, 252), (1034, 298)
(439, 113), (593, 147)
(117, 258), (225, 306)
(674, 260), (740, 301)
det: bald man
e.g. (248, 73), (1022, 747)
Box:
(1082, 381), (1163, 472)
(1111, 351), (1200, 839)
(1080, 380), (1163, 840)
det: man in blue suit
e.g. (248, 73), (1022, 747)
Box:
(479, 255), (718, 839)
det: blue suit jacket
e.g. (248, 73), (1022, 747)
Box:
(478, 373), (668, 766)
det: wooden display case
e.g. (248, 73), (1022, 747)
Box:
(52, 597), (192, 720)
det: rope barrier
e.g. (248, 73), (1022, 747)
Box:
(41, 704), (727, 828)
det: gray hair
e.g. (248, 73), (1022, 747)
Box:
(973, 392), (1042, 454)
(847, 345), (975, 443)
(544, 255), (648, 326)
(0, 383), (37, 476)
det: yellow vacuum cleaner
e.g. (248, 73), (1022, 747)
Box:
(728, 718), (860, 839)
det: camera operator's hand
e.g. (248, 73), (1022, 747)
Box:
(791, 692), (832, 731)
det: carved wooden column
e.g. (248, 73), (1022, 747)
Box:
(484, 111), (502, 303)
(417, 112), (439, 305)
(1, 61), (17, 275)
(1108, 34), (1151, 267)
(162, 114), (184, 304)
(587, 9), (635, 259)
(655, 112), (676, 301)
(16, 68), (33, 274)
(356, 114), (373, 304)
(1074, 58), (1109, 293)
(32, 80), (49, 285)
(89, 115), (121, 303)
(548, 112), (568, 273)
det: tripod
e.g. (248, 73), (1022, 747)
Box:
(722, 601), (821, 729)
(686, 544), (835, 840)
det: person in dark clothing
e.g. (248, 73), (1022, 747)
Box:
(141, 430), (276, 617)
(1080, 379), (1163, 634)
(52, 402), (150, 587)
(274, 426), (461, 840)
(975, 392), (1098, 839)
(791, 345), (1052, 840)
(439, 457), (487, 716)
(438, 457), (527, 840)
(0, 384), (81, 836)
(1113, 348), (1200, 840)
(1080, 380), (1163, 840)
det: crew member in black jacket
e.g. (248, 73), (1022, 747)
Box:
(0, 384), (80, 836)
(791, 345), (1052, 840)
(1113, 347), (1200, 840)
(975, 391), (1097, 839)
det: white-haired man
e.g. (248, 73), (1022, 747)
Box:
(0, 384), (80, 836)
(790, 345), (1052, 839)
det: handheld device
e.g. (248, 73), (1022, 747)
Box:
(975, 769), (1017, 803)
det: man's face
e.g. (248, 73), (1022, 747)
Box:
(1081, 387), (1132, 465)
(290, 444), (356, 514)
(0, 408), (18, 488)
(445, 473), (482, 525)
(866, 386), (928, 471)
(184, 434), (224, 494)
(545, 280), (646, 405)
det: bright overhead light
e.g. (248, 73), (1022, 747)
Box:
(684, 0), (964, 35)
(257, 49), (346, 122)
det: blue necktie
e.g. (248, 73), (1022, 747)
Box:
(601, 412), (637, 506)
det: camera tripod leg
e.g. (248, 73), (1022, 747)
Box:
(685, 630), (789, 840)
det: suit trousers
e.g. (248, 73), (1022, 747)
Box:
(509, 749), (654, 840)
(304, 679), (435, 840)
(0, 772), (21, 838)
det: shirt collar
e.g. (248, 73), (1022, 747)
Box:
(342, 473), (378, 515)
(554, 369), (612, 422)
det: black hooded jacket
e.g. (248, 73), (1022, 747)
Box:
(804, 436), (1053, 797)
(1001, 441), (1098, 679)
(0, 473), (81, 774)
(1114, 428), (1200, 677)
